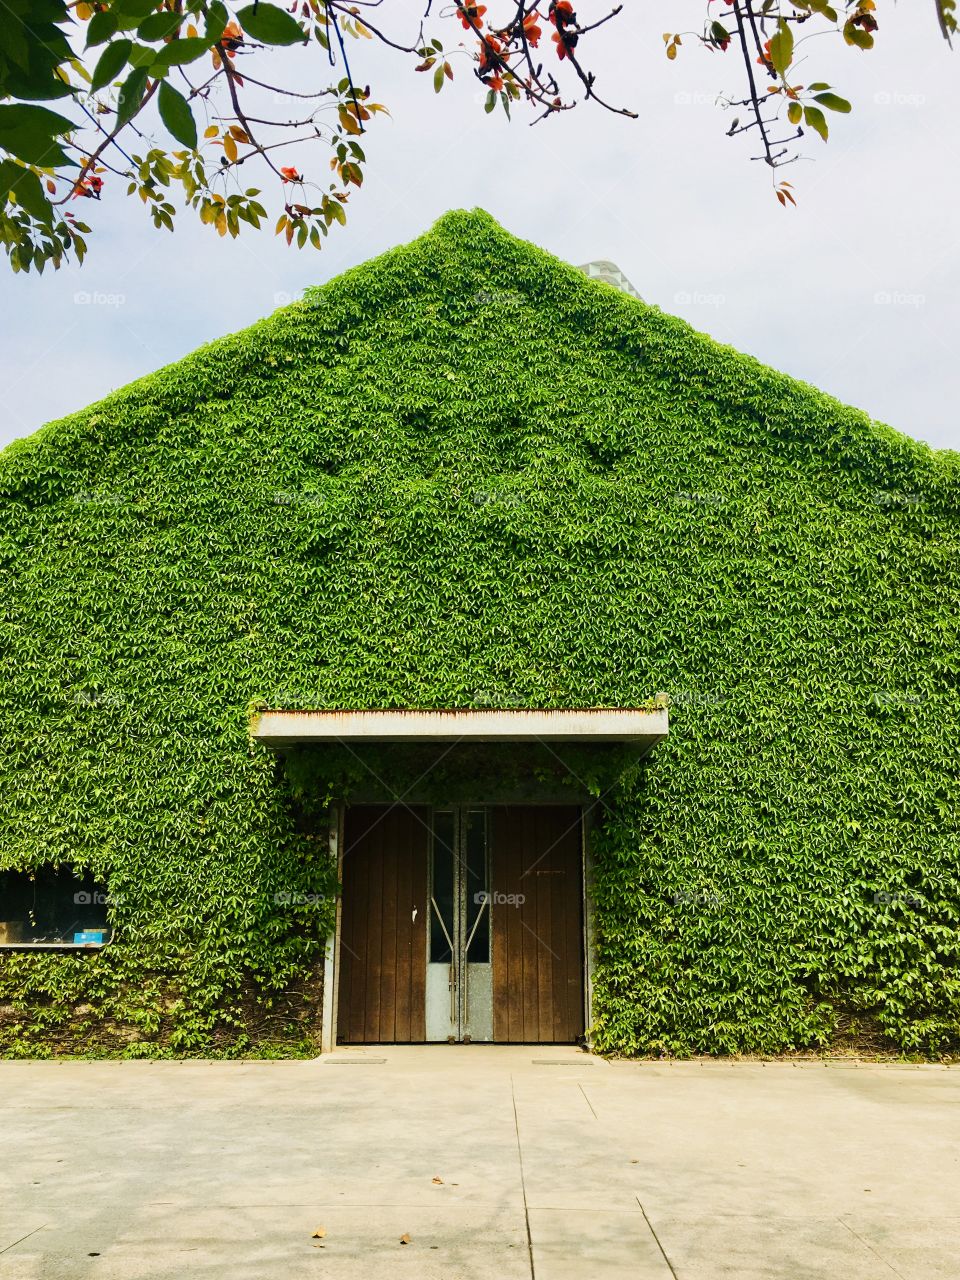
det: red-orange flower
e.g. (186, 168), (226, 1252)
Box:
(280, 166), (303, 182)
(551, 28), (576, 59)
(458, 3), (487, 29)
(72, 174), (103, 199)
(477, 34), (502, 73)
(549, 1), (577, 57)
(221, 21), (243, 50)
(522, 11), (543, 46)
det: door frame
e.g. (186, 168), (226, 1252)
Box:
(319, 800), (597, 1053)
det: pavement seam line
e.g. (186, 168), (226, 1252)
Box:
(511, 1073), (536, 1280)
(838, 1216), (908, 1279)
(578, 1082), (598, 1118)
(0, 1226), (47, 1256)
(637, 1199), (680, 1279)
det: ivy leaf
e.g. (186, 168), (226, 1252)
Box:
(235, 3), (305, 45)
(158, 80), (197, 149)
(90, 39), (133, 92)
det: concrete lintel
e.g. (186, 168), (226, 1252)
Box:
(251, 707), (669, 749)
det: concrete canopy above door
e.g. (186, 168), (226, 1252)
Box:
(251, 707), (669, 751)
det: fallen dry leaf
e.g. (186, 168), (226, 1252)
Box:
(399, 1233), (411, 1245)
(312, 1226), (327, 1239)
(432, 1176), (443, 1185)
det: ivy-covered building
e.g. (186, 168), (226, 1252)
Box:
(1, 210), (958, 1058)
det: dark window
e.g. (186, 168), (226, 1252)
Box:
(0, 866), (111, 946)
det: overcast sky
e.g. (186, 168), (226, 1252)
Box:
(2, 4), (958, 454)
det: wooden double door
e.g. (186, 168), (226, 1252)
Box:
(337, 804), (585, 1044)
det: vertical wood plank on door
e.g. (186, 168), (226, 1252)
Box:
(363, 816), (384, 1044)
(535, 821), (554, 1044)
(401, 814), (427, 1044)
(491, 805), (584, 1043)
(337, 805), (428, 1044)
(380, 816), (398, 1043)
(394, 813), (413, 1043)
(566, 818), (586, 1041)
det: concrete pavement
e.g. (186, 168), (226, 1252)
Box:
(1, 1047), (958, 1278)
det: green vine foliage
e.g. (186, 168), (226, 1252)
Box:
(1, 209), (958, 1057)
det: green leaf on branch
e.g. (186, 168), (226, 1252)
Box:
(90, 39), (133, 91)
(0, 104), (77, 166)
(116, 66), (149, 127)
(814, 91), (852, 113)
(768, 20), (794, 75)
(86, 10), (119, 46)
(110, 0), (157, 23)
(0, 160), (55, 223)
(0, 103), (76, 136)
(151, 37), (211, 70)
(803, 104), (829, 140)
(236, 3), (306, 45)
(136, 13), (184, 43)
(787, 100), (802, 125)
(205, 1), (229, 44)
(843, 21), (875, 49)
(158, 81), (197, 149)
